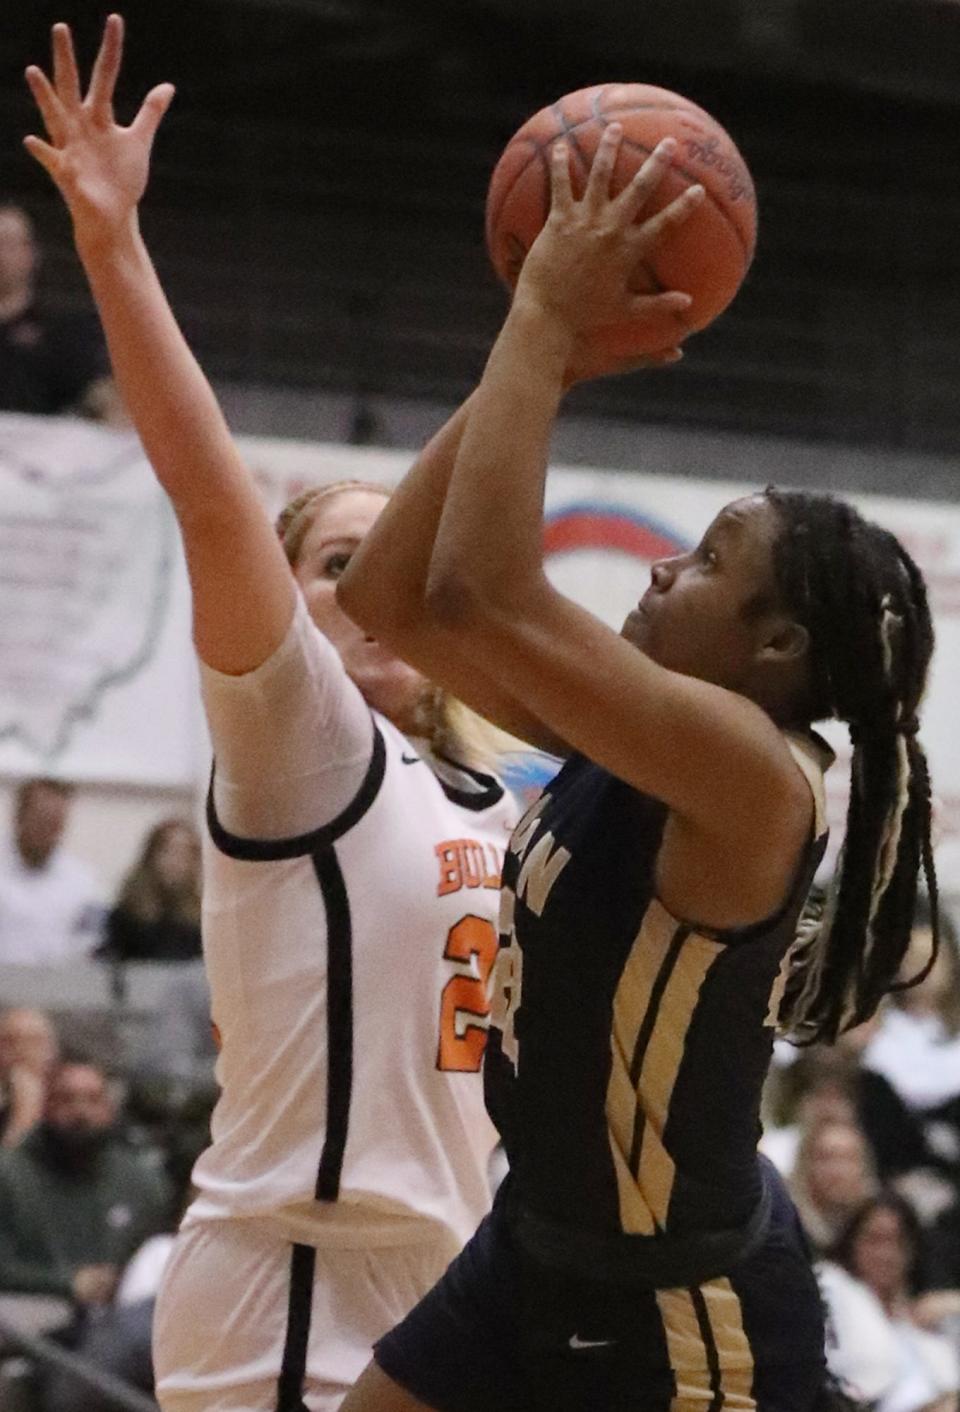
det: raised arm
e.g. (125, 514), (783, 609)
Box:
(337, 169), (687, 753)
(24, 17), (292, 675)
(346, 128), (811, 910)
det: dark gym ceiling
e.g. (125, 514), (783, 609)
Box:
(2, 0), (959, 459)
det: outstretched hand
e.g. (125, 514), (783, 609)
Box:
(516, 124), (705, 370)
(24, 15), (174, 248)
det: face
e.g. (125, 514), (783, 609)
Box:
(0, 1009), (57, 1076)
(151, 822), (199, 891)
(0, 207), (36, 299)
(799, 1080), (856, 1130)
(851, 1205), (912, 1301)
(622, 496), (785, 692)
(45, 1064), (114, 1135)
(293, 489), (427, 729)
(16, 784), (70, 867)
(806, 1124), (871, 1207)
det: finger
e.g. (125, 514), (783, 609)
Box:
(51, 23), (82, 107)
(628, 288), (693, 322)
(24, 65), (68, 145)
(548, 140), (573, 214)
(584, 123), (623, 211)
(23, 133), (62, 181)
(612, 349), (684, 375)
(88, 13), (124, 120)
(637, 183), (706, 252)
(616, 137), (678, 220)
(129, 83), (175, 145)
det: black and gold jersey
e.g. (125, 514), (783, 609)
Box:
(485, 732), (830, 1247)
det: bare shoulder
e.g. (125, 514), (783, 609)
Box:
(657, 720), (817, 932)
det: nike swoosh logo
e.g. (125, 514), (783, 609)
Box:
(401, 754), (422, 765)
(568, 1334), (615, 1350)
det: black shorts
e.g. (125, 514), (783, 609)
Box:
(374, 1171), (826, 1412)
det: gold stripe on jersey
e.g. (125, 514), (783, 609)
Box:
(656, 1279), (755, 1412)
(607, 898), (724, 1231)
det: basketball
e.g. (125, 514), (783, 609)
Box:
(485, 83), (758, 369)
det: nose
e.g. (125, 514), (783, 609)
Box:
(650, 557), (680, 591)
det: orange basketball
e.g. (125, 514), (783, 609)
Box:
(485, 83), (758, 369)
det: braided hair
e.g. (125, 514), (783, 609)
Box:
(764, 489), (938, 1045)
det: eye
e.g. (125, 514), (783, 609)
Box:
(698, 543), (719, 569)
(320, 551), (352, 579)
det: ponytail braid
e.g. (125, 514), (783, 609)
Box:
(764, 490), (938, 1044)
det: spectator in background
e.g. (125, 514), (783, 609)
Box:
(42, 1155), (195, 1412)
(790, 1115), (877, 1254)
(99, 818), (202, 963)
(0, 778), (104, 965)
(0, 1005), (58, 1147)
(0, 1059), (170, 1307)
(823, 1193), (960, 1412)
(762, 1047), (861, 1177)
(0, 201), (123, 421)
(862, 898), (960, 1189)
(762, 1038), (937, 1188)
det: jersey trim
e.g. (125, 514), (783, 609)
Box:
(206, 722), (387, 860)
(433, 754), (506, 813)
(275, 1242), (315, 1412)
(314, 848), (352, 1202)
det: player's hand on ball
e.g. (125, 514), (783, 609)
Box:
(515, 125), (704, 340)
(24, 15), (174, 250)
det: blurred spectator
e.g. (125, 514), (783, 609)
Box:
(99, 818), (202, 963)
(763, 1039), (935, 1190)
(42, 1165), (195, 1412)
(0, 1059), (171, 1304)
(0, 778), (104, 965)
(0, 201), (123, 421)
(762, 1047), (860, 1176)
(0, 1006), (58, 1147)
(789, 1116), (877, 1254)
(822, 1193), (960, 1412)
(862, 899), (960, 1188)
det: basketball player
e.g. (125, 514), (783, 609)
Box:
(23, 19), (523, 1412)
(332, 130), (940, 1409)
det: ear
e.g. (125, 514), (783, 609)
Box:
(756, 616), (810, 663)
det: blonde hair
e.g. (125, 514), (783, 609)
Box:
(276, 480), (510, 772)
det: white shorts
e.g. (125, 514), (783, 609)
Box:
(153, 1217), (453, 1412)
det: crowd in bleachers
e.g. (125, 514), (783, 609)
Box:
(0, 780), (212, 1411)
(762, 898), (960, 1412)
(1, 767), (960, 1409)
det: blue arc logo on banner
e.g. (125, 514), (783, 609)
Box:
(544, 501), (690, 561)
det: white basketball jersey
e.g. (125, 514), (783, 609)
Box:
(187, 713), (515, 1254)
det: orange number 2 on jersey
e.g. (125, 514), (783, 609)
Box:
(437, 914), (499, 1072)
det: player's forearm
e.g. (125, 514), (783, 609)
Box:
(76, 220), (251, 520)
(425, 296), (571, 617)
(336, 393), (476, 634)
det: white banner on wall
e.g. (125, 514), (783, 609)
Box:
(1, 413), (958, 885)
(0, 414), (198, 787)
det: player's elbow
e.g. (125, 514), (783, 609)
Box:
(422, 567), (483, 629)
